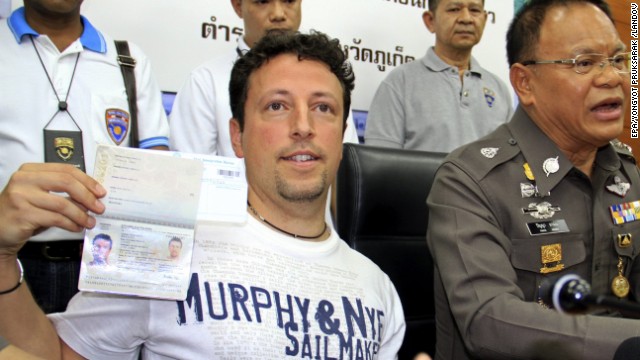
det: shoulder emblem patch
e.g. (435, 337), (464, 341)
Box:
(105, 108), (130, 145)
(481, 147), (499, 158)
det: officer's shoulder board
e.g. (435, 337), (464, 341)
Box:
(611, 139), (636, 165)
(450, 127), (520, 181)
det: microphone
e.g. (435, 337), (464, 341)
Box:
(539, 274), (640, 316)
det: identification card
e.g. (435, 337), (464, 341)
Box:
(43, 129), (85, 172)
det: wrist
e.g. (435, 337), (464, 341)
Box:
(0, 258), (23, 295)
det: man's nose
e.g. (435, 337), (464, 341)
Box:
(290, 109), (315, 139)
(457, 7), (474, 22)
(270, 2), (286, 22)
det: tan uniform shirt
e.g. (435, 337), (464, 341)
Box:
(427, 106), (640, 360)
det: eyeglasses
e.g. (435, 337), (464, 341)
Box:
(521, 52), (631, 75)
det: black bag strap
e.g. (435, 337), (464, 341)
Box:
(114, 40), (139, 148)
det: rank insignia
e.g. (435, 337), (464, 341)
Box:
(54, 137), (74, 161)
(609, 201), (640, 225)
(617, 233), (632, 248)
(606, 176), (630, 197)
(611, 139), (633, 154)
(105, 108), (130, 145)
(542, 157), (559, 177)
(523, 163), (535, 181)
(483, 87), (496, 108)
(481, 147), (499, 158)
(523, 201), (560, 219)
(540, 243), (564, 274)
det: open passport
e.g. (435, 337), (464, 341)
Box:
(78, 144), (246, 300)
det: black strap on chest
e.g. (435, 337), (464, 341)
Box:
(114, 40), (139, 148)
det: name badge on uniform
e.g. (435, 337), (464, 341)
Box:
(609, 201), (640, 225)
(526, 219), (570, 236)
(43, 129), (86, 172)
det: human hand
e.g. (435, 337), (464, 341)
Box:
(414, 352), (432, 360)
(0, 163), (106, 257)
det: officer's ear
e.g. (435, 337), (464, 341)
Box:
(510, 63), (534, 106)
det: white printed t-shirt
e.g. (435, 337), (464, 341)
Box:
(50, 215), (406, 359)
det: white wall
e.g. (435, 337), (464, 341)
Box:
(0, 0), (11, 18)
(11, 0), (514, 111)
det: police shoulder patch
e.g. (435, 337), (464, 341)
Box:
(105, 108), (130, 145)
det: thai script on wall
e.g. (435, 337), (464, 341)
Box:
(198, 16), (418, 75)
(382, 0), (427, 9)
(201, 16), (243, 43)
(343, 39), (416, 73)
(77, 0), (514, 111)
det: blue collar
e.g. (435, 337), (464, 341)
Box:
(8, 7), (106, 53)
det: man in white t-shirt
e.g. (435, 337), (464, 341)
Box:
(0, 31), (405, 359)
(171, 0), (358, 226)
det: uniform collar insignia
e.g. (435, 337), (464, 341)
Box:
(542, 157), (560, 177)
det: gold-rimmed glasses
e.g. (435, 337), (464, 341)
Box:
(521, 52), (631, 75)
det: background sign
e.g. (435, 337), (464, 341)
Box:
(11, 0), (515, 111)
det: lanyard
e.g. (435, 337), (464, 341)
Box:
(30, 36), (81, 129)
(32, 36), (86, 172)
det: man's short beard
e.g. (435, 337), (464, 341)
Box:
(275, 170), (327, 203)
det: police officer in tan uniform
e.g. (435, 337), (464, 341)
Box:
(427, 0), (640, 359)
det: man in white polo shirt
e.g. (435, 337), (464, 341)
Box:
(169, 0), (358, 156)
(0, 0), (169, 313)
